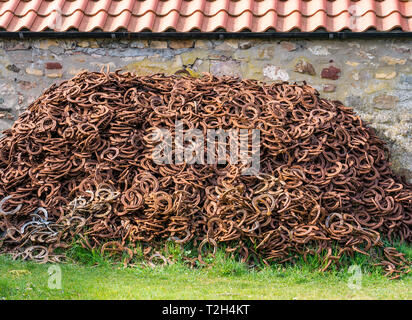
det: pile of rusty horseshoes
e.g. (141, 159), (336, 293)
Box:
(0, 70), (410, 278)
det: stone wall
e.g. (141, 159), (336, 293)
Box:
(0, 37), (411, 181)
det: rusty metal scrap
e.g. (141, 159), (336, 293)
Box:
(0, 70), (410, 277)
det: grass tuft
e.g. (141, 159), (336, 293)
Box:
(0, 240), (410, 299)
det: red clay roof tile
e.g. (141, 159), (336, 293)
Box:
(0, 0), (410, 32)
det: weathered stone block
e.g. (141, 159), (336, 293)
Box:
(375, 71), (397, 80)
(6, 64), (20, 73)
(45, 70), (63, 78)
(0, 37), (410, 180)
(321, 66), (341, 80)
(238, 41), (252, 50)
(130, 40), (148, 48)
(263, 65), (289, 81)
(4, 41), (30, 51)
(45, 62), (63, 69)
(294, 60), (316, 76)
(280, 41), (297, 51)
(373, 94), (399, 110)
(78, 40), (99, 48)
(169, 40), (194, 49)
(380, 56), (406, 65)
(308, 45), (330, 56)
(256, 46), (275, 60)
(323, 84), (336, 92)
(195, 40), (214, 49)
(210, 59), (241, 77)
(150, 41), (168, 49)
(33, 40), (59, 50)
(25, 68), (44, 76)
(180, 49), (209, 65)
(345, 61), (360, 67)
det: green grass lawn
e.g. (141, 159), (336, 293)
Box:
(1, 242), (411, 300)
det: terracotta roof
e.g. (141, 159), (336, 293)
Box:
(0, 0), (410, 32)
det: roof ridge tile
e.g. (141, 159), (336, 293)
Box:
(0, 0), (410, 32)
